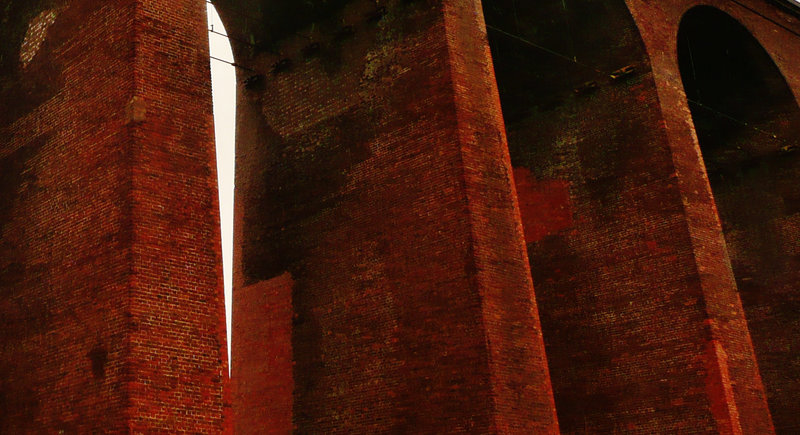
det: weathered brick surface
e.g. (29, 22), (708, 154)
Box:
(1, 0), (227, 432)
(675, 4), (800, 434)
(227, 0), (555, 432)
(233, 274), (294, 433)
(484, 1), (730, 432)
(482, 0), (795, 433)
(1, 2), (137, 431)
(3, 0), (799, 433)
(629, 1), (799, 433)
(127, 0), (228, 431)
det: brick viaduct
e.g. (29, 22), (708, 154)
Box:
(1, 0), (799, 433)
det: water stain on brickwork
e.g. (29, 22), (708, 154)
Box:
(0, 139), (44, 285)
(0, 1), (66, 127)
(4, 0), (800, 432)
(88, 344), (108, 379)
(242, 107), (377, 283)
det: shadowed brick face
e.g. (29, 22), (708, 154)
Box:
(485, 0), (797, 433)
(626, 1), (800, 433)
(1, 0), (226, 432)
(679, 7), (800, 433)
(2, 0), (800, 433)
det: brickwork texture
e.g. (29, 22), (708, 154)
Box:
(1, 0), (799, 433)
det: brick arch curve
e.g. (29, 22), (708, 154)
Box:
(678, 5), (800, 433)
(214, 0), (559, 433)
(479, 0), (750, 432)
(672, 2), (800, 107)
(621, 1), (800, 434)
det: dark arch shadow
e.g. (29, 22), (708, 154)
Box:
(678, 6), (800, 433)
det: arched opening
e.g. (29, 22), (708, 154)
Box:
(678, 7), (800, 433)
(206, 1), (236, 371)
(480, 0), (718, 431)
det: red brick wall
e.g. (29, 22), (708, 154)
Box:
(127, 0), (228, 431)
(1, 2), (137, 431)
(482, 0), (782, 432)
(629, 0), (799, 433)
(0, 0), (227, 432)
(676, 4), (800, 434)
(485, 1), (728, 431)
(227, 0), (557, 432)
(629, 1), (800, 433)
(3, 0), (798, 432)
(233, 274), (294, 433)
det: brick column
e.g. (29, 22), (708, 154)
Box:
(1, 0), (227, 432)
(228, 0), (557, 432)
(127, 0), (228, 431)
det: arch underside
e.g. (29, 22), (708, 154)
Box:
(679, 6), (800, 433)
(481, 0), (791, 432)
(482, 0), (715, 431)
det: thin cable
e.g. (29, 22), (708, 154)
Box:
(561, 0), (577, 62)
(688, 99), (785, 142)
(684, 35), (702, 103)
(485, 24), (796, 146)
(511, 0), (521, 34)
(204, 3), (799, 145)
(209, 27), (260, 49)
(485, 24), (604, 75)
(730, 0), (800, 39)
(210, 55), (255, 72)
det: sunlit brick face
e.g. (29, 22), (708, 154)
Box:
(679, 6), (800, 433)
(19, 9), (59, 68)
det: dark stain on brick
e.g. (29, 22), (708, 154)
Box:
(484, 0), (702, 431)
(0, 143), (40, 230)
(242, 107), (377, 283)
(88, 344), (108, 379)
(0, 362), (41, 432)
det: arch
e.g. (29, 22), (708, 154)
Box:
(480, 0), (755, 431)
(678, 6), (800, 433)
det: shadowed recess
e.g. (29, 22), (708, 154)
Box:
(211, 0), (352, 51)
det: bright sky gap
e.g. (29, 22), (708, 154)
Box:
(206, 3), (235, 371)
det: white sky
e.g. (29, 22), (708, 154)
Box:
(207, 4), (235, 367)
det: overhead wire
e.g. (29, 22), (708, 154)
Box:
(209, 55), (256, 72)
(485, 24), (604, 75)
(202, 1), (799, 146)
(484, 25), (797, 147)
(729, 0), (800, 39)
